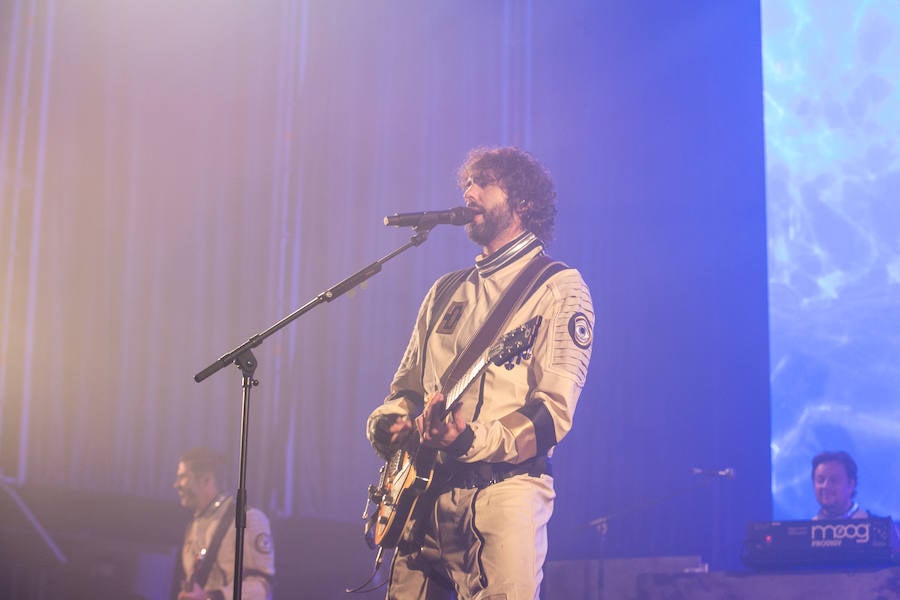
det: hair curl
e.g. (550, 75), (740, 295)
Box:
(458, 147), (557, 244)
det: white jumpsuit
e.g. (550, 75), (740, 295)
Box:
(367, 232), (594, 600)
(180, 495), (275, 600)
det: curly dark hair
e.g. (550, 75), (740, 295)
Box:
(457, 147), (557, 244)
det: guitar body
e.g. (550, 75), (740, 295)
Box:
(364, 316), (542, 550)
(372, 442), (438, 548)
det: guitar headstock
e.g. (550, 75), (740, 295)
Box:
(488, 316), (542, 369)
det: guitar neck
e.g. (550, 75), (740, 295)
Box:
(440, 355), (488, 418)
(437, 315), (541, 419)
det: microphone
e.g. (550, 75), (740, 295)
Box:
(691, 467), (736, 480)
(384, 206), (478, 228)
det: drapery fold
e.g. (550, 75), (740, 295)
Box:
(0, 0), (539, 519)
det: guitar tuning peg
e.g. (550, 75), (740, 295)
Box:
(504, 361), (515, 370)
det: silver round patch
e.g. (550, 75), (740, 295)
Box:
(255, 532), (273, 554)
(568, 312), (592, 349)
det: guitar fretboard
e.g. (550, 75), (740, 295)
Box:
(441, 355), (487, 416)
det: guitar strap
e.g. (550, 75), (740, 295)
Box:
(190, 495), (234, 589)
(423, 267), (476, 348)
(439, 253), (561, 394)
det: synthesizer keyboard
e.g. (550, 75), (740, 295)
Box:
(741, 517), (900, 569)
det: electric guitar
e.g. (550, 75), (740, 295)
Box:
(363, 316), (542, 549)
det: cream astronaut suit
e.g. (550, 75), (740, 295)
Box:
(180, 494), (275, 600)
(367, 231), (594, 600)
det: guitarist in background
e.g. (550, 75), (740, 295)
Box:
(173, 447), (275, 600)
(367, 147), (594, 599)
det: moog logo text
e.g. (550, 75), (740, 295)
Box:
(810, 523), (869, 548)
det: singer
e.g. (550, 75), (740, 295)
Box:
(365, 147), (595, 599)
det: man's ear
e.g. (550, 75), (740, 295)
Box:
(516, 197), (531, 216)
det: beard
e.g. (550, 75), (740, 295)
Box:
(466, 201), (517, 247)
(177, 488), (196, 507)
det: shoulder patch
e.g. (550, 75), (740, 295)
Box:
(254, 532), (273, 554)
(568, 312), (592, 349)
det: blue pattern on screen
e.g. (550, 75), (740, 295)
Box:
(762, 0), (900, 519)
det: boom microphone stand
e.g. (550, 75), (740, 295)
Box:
(193, 223), (438, 600)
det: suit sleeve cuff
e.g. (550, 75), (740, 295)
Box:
(388, 389), (424, 411)
(444, 426), (474, 458)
